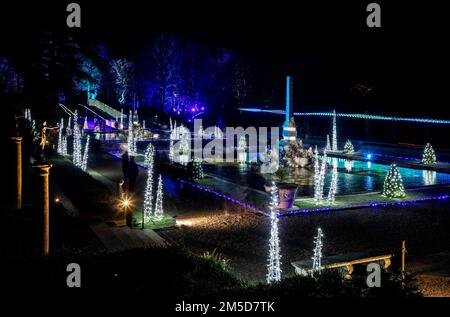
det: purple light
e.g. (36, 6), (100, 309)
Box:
(281, 195), (450, 217)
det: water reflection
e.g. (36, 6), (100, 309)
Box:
(344, 159), (354, 172)
(423, 170), (436, 185)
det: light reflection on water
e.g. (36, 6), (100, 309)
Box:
(203, 158), (450, 196)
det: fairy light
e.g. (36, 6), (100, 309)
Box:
(332, 109), (337, 151)
(267, 181), (282, 284)
(327, 158), (338, 204)
(326, 134), (331, 151)
(383, 164), (406, 198)
(154, 174), (164, 219)
(422, 143), (437, 164)
(81, 135), (90, 172)
(238, 108), (450, 125)
(57, 117), (64, 154)
(312, 228), (324, 276)
(343, 139), (355, 154)
(143, 143), (155, 224)
(72, 110), (82, 168)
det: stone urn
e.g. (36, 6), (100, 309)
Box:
(265, 182), (298, 209)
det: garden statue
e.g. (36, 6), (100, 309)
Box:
(36, 121), (58, 164)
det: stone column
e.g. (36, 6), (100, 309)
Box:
(32, 164), (52, 255)
(11, 137), (23, 210)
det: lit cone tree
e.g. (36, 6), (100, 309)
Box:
(266, 181), (282, 284)
(327, 158), (338, 204)
(331, 109), (337, 151)
(311, 228), (324, 276)
(154, 174), (164, 219)
(143, 144), (155, 224)
(192, 157), (204, 180)
(62, 136), (68, 155)
(81, 135), (90, 172)
(326, 134), (331, 151)
(383, 164), (406, 198)
(57, 118), (64, 154)
(72, 111), (82, 168)
(343, 139), (354, 154)
(422, 143), (436, 164)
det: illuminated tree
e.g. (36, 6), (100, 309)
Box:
(192, 158), (204, 180)
(81, 135), (90, 172)
(72, 111), (82, 168)
(422, 143), (436, 164)
(311, 228), (324, 276)
(267, 182), (282, 284)
(143, 144), (155, 224)
(383, 164), (406, 198)
(57, 118), (64, 154)
(327, 158), (338, 204)
(343, 139), (354, 154)
(110, 58), (134, 105)
(73, 54), (103, 103)
(332, 109), (337, 151)
(154, 175), (164, 219)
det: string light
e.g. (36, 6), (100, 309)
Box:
(62, 136), (68, 155)
(267, 181), (282, 284)
(331, 109), (338, 151)
(143, 143), (155, 224)
(343, 139), (355, 154)
(81, 135), (90, 172)
(327, 158), (338, 204)
(326, 134), (331, 151)
(154, 174), (164, 219)
(383, 164), (406, 198)
(72, 110), (82, 168)
(238, 136), (247, 164)
(312, 228), (324, 276)
(192, 157), (204, 180)
(57, 117), (64, 154)
(238, 108), (450, 125)
(422, 143), (437, 164)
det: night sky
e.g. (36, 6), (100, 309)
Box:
(1, 1), (448, 117)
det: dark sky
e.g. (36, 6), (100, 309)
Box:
(1, 0), (449, 117)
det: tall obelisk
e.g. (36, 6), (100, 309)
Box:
(282, 76), (297, 140)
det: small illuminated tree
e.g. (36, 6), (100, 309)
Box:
(266, 181), (282, 284)
(312, 228), (324, 276)
(331, 109), (337, 151)
(57, 118), (64, 154)
(238, 135), (247, 163)
(72, 111), (82, 168)
(326, 134), (331, 151)
(154, 174), (164, 219)
(327, 158), (338, 204)
(343, 139), (354, 154)
(81, 135), (90, 172)
(192, 157), (204, 180)
(422, 143), (436, 164)
(143, 144), (155, 224)
(383, 164), (406, 198)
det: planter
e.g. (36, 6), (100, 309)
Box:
(265, 182), (298, 209)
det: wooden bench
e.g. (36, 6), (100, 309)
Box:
(291, 252), (393, 279)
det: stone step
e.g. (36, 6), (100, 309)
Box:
(140, 229), (168, 248)
(89, 222), (123, 252)
(111, 227), (136, 250)
(121, 226), (147, 248)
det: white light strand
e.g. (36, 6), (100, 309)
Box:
(143, 143), (155, 223)
(332, 109), (337, 151)
(267, 181), (282, 284)
(312, 228), (324, 276)
(154, 174), (164, 219)
(72, 111), (82, 168)
(57, 118), (64, 154)
(81, 135), (90, 172)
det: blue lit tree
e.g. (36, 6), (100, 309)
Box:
(110, 58), (134, 105)
(73, 54), (103, 103)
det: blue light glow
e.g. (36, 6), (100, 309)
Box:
(238, 108), (450, 125)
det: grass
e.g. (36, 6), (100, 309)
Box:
(132, 214), (176, 230)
